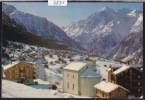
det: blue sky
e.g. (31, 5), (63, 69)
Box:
(4, 2), (143, 27)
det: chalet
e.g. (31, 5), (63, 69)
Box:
(108, 65), (143, 97)
(94, 81), (129, 98)
(50, 61), (53, 65)
(54, 60), (60, 64)
(63, 61), (101, 97)
(3, 61), (35, 84)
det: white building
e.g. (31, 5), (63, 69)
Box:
(26, 62), (46, 81)
(63, 61), (101, 97)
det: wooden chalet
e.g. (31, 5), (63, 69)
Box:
(3, 61), (36, 84)
(94, 81), (129, 98)
(108, 65), (143, 97)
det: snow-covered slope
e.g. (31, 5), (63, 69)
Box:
(107, 15), (143, 65)
(2, 79), (89, 98)
(2, 79), (57, 98)
(2, 3), (85, 51)
(63, 7), (142, 56)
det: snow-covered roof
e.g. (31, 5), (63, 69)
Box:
(111, 64), (123, 68)
(26, 62), (36, 65)
(140, 96), (143, 99)
(3, 61), (36, 70)
(89, 57), (97, 61)
(35, 60), (44, 64)
(107, 68), (111, 72)
(3, 61), (20, 70)
(11, 57), (18, 61)
(131, 64), (142, 68)
(63, 62), (87, 71)
(113, 65), (132, 75)
(94, 81), (129, 93)
(81, 68), (101, 78)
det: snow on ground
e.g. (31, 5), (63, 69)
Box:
(45, 68), (63, 82)
(96, 59), (118, 81)
(2, 79), (57, 98)
(2, 79), (89, 98)
(45, 55), (67, 69)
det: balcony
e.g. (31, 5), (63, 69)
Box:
(19, 70), (25, 73)
(131, 86), (142, 89)
(130, 79), (142, 82)
(130, 73), (136, 75)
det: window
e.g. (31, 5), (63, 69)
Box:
(15, 70), (19, 73)
(15, 75), (19, 78)
(21, 68), (24, 70)
(21, 73), (24, 76)
(9, 71), (12, 73)
(138, 82), (140, 85)
(10, 76), (12, 79)
(130, 84), (132, 86)
(72, 75), (74, 78)
(67, 82), (69, 89)
(138, 76), (140, 78)
(27, 70), (29, 73)
(72, 84), (74, 90)
(138, 89), (140, 92)
(27, 75), (29, 78)
(16, 66), (18, 68)
(102, 93), (104, 97)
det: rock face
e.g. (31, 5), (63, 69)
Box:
(107, 15), (143, 65)
(63, 7), (142, 57)
(2, 3), (86, 51)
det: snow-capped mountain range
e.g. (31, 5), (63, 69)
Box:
(2, 3), (143, 65)
(64, 7), (142, 55)
(63, 7), (143, 65)
(107, 15), (143, 65)
(2, 3), (86, 51)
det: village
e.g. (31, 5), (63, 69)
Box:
(2, 41), (143, 98)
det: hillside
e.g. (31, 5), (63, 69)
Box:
(2, 3), (86, 51)
(2, 12), (68, 50)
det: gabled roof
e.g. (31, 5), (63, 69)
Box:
(94, 81), (129, 93)
(3, 61), (20, 70)
(113, 65), (132, 75)
(81, 68), (101, 78)
(3, 61), (35, 70)
(63, 62), (87, 71)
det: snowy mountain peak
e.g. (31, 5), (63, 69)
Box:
(101, 7), (113, 11)
(2, 3), (17, 15)
(117, 8), (132, 15)
(63, 7), (143, 61)
(127, 10), (142, 17)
